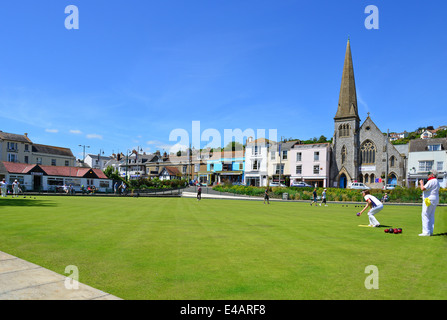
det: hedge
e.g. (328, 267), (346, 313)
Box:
(212, 185), (447, 204)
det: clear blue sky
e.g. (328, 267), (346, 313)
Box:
(0, 1), (446, 159)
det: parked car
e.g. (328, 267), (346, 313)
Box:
(291, 181), (313, 188)
(383, 184), (396, 190)
(348, 182), (370, 190)
(269, 182), (286, 187)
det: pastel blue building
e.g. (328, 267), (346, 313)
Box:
(200, 150), (245, 185)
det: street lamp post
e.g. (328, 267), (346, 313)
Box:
(79, 145), (90, 163)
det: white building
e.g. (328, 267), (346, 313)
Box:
(289, 143), (331, 188)
(1, 161), (112, 192)
(244, 137), (273, 187)
(84, 154), (113, 170)
(407, 138), (446, 188)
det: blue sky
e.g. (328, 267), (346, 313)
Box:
(0, 0), (446, 159)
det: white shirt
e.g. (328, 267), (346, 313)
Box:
(423, 178), (440, 202)
(0, 181), (6, 189)
(364, 194), (382, 208)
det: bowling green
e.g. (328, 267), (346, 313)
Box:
(0, 196), (445, 299)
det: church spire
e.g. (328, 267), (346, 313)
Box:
(334, 38), (360, 121)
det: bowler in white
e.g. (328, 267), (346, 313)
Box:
(358, 189), (384, 227)
(419, 169), (440, 236)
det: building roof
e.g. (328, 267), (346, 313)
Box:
(246, 138), (274, 146)
(32, 144), (74, 157)
(0, 131), (32, 143)
(161, 166), (181, 176)
(334, 39), (360, 121)
(1, 161), (108, 179)
(409, 138), (447, 152)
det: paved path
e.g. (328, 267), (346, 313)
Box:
(0, 251), (121, 300)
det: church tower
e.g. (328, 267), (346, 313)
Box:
(331, 39), (361, 188)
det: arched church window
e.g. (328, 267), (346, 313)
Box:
(338, 124), (351, 137)
(360, 140), (376, 165)
(390, 156), (395, 167)
(341, 145), (347, 164)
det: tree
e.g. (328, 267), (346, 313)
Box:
(224, 141), (244, 151)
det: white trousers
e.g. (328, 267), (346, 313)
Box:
(1, 188), (6, 197)
(421, 200), (437, 235)
(368, 205), (383, 226)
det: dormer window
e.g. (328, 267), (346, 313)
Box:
(427, 144), (441, 151)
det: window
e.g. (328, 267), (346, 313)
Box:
(282, 150), (288, 160)
(428, 144), (441, 151)
(7, 142), (18, 151)
(313, 165), (320, 175)
(341, 146), (347, 164)
(51, 159), (57, 166)
(239, 163), (243, 170)
(25, 156), (29, 164)
(296, 152), (302, 162)
(24, 144), (29, 152)
(339, 124), (351, 137)
(364, 174), (369, 183)
(390, 156), (395, 167)
(314, 152), (320, 161)
(252, 160), (259, 170)
(419, 161), (434, 172)
(65, 160), (69, 167)
(275, 164), (284, 175)
(47, 178), (64, 186)
(7, 153), (18, 162)
(270, 151), (276, 160)
(100, 181), (110, 188)
(296, 165), (302, 174)
(36, 157), (42, 165)
(360, 140), (376, 165)
(210, 164), (214, 171)
(182, 165), (187, 174)
(370, 174), (375, 183)
(437, 162), (443, 171)
(195, 164), (200, 172)
(253, 145), (259, 155)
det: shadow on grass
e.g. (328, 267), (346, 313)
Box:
(432, 232), (447, 237)
(0, 198), (58, 207)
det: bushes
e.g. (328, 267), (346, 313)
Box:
(212, 185), (447, 204)
(127, 177), (187, 190)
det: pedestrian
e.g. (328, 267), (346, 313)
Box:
(320, 188), (327, 206)
(357, 190), (383, 227)
(197, 185), (202, 201)
(1, 178), (7, 197)
(12, 179), (20, 198)
(114, 181), (118, 194)
(419, 169), (440, 236)
(310, 188), (318, 206)
(120, 181), (127, 195)
(264, 188), (270, 204)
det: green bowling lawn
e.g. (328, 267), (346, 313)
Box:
(0, 196), (446, 300)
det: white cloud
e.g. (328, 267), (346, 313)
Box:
(86, 133), (103, 140)
(45, 129), (59, 133)
(70, 129), (82, 134)
(147, 140), (162, 145)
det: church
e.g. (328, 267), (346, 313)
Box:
(330, 39), (404, 188)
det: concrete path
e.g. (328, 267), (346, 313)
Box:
(0, 251), (122, 300)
